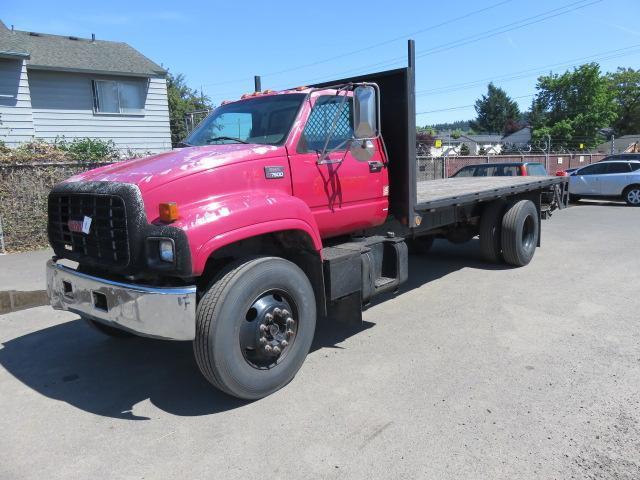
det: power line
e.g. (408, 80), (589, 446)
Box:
(266, 0), (602, 91)
(415, 0), (602, 59)
(416, 94), (535, 115)
(204, 0), (601, 93)
(415, 44), (640, 96)
(200, 0), (515, 87)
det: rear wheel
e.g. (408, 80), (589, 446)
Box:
(623, 185), (640, 206)
(194, 256), (316, 400)
(501, 200), (539, 267)
(479, 200), (505, 263)
(84, 318), (134, 338)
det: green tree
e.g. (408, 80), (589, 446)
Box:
(471, 83), (520, 134)
(459, 143), (470, 156)
(608, 67), (640, 136)
(451, 129), (462, 139)
(530, 63), (617, 149)
(167, 73), (213, 147)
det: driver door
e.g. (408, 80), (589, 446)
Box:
(571, 163), (606, 194)
(287, 94), (388, 238)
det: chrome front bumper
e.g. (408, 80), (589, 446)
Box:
(46, 260), (196, 340)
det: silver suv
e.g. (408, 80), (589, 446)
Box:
(569, 160), (640, 206)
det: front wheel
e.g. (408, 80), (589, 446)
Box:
(194, 257), (316, 400)
(623, 185), (640, 206)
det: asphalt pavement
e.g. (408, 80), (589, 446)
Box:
(1, 202), (638, 479)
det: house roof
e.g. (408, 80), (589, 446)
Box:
(596, 134), (640, 153)
(502, 126), (531, 142)
(461, 134), (503, 143)
(0, 20), (166, 77)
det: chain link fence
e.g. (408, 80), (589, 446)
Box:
(0, 153), (609, 253)
(0, 162), (112, 252)
(416, 153), (607, 180)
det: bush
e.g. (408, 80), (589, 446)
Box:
(56, 137), (120, 163)
(0, 137), (127, 164)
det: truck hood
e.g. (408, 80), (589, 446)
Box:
(65, 144), (286, 193)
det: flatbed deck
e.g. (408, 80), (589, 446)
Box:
(415, 176), (567, 211)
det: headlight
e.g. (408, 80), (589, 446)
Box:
(159, 239), (174, 263)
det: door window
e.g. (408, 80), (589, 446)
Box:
(526, 163), (548, 176)
(603, 162), (631, 174)
(300, 95), (353, 152)
(577, 164), (607, 175)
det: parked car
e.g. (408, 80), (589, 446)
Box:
(451, 162), (548, 178)
(567, 160), (640, 206)
(557, 154), (640, 177)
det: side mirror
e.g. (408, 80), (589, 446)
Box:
(353, 85), (379, 140)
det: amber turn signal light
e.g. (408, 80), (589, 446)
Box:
(159, 202), (179, 222)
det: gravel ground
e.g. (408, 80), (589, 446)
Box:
(0, 202), (638, 479)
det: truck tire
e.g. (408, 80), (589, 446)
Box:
(501, 200), (539, 267)
(194, 257), (316, 400)
(84, 317), (134, 338)
(623, 185), (640, 206)
(479, 201), (505, 263)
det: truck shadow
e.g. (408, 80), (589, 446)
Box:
(0, 239), (505, 420)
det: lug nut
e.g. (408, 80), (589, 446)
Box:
(280, 340), (288, 348)
(282, 309), (290, 317)
(286, 329), (294, 338)
(273, 346), (281, 355)
(259, 324), (268, 333)
(264, 344), (273, 353)
(265, 313), (273, 323)
(273, 307), (282, 316)
(259, 337), (267, 345)
(286, 317), (294, 327)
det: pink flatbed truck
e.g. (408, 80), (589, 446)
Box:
(46, 41), (568, 399)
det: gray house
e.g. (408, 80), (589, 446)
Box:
(0, 20), (171, 153)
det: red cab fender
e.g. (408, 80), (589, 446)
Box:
(187, 192), (323, 275)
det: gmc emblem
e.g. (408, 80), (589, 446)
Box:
(68, 219), (84, 233)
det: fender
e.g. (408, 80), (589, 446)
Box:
(175, 190), (322, 275)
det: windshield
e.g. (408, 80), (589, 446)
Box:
(185, 94), (305, 146)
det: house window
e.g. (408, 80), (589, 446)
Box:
(92, 80), (145, 114)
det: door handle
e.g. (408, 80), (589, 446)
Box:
(368, 161), (384, 173)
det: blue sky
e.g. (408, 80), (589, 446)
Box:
(3, 0), (640, 126)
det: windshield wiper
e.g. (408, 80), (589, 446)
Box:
(207, 136), (249, 144)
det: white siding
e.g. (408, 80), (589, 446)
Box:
(29, 71), (171, 154)
(0, 59), (35, 147)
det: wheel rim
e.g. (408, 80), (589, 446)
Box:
(627, 189), (640, 205)
(521, 215), (536, 251)
(240, 290), (298, 369)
